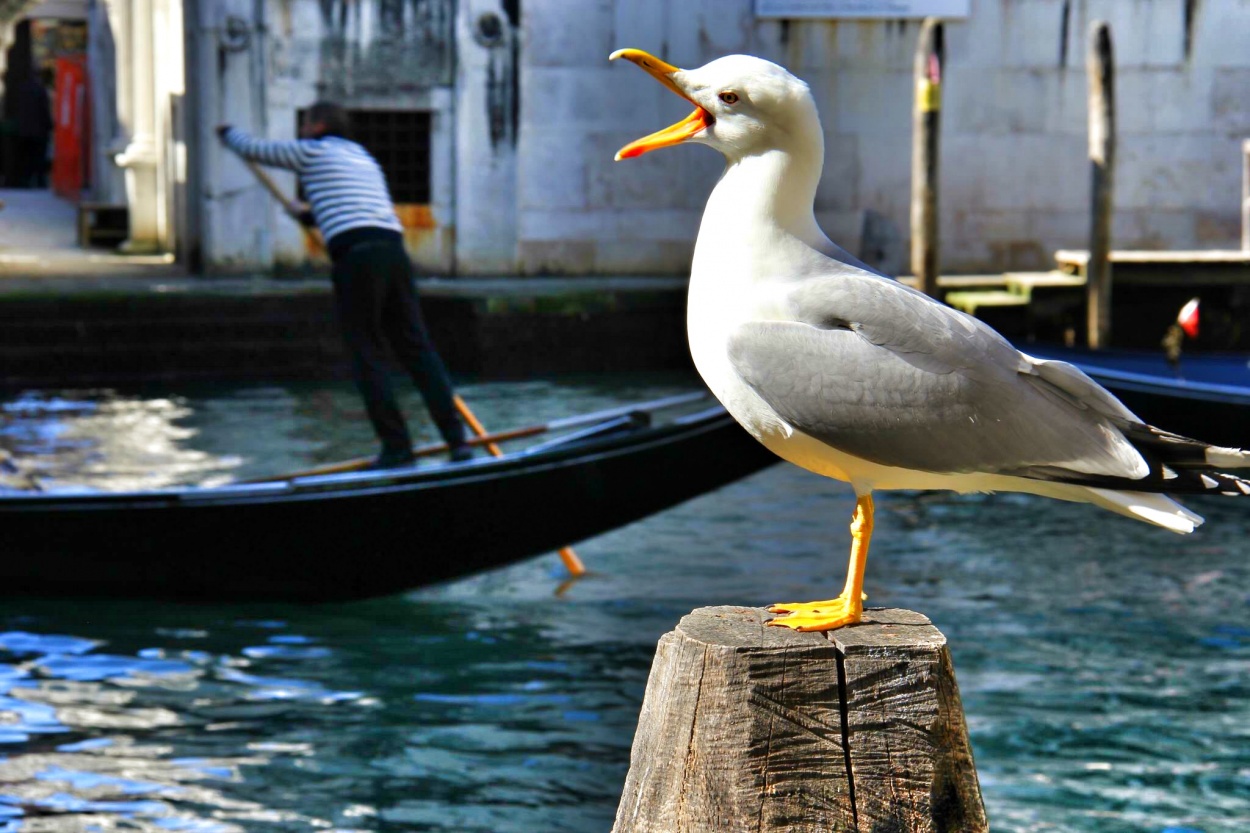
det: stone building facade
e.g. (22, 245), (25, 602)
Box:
(505, 0), (1250, 276)
(4, 0), (1248, 276)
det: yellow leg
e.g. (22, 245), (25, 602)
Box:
(767, 494), (874, 632)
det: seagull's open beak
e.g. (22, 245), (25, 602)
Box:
(610, 48), (712, 161)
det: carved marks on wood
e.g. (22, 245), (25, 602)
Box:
(612, 606), (988, 833)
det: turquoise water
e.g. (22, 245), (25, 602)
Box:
(0, 377), (1247, 832)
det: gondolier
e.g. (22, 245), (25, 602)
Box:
(216, 103), (471, 468)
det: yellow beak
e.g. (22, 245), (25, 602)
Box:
(610, 48), (712, 161)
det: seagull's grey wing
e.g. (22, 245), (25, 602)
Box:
(728, 274), (1149, 479)
(1017, 352), (1142, 425)
(792, 273), (1145, 423)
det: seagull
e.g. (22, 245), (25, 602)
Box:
(610, 49), (1250, 632)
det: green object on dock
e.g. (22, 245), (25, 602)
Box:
(944, 289), (1029, 316)
(942, 270), (1084, 316)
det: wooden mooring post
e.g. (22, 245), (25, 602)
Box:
(911, 18), (945, 300)
(1242, 138), (1249, 252)
(1086, 21), (1116, 349)
(612, 606), (987, 833)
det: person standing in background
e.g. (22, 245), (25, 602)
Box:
(12, 67), (53, 188)
(216, 102), (472, 469)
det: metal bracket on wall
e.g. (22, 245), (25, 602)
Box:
(220, 15), (251, 53)
(473, 12), (505, 48)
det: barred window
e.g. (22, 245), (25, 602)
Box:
(296, 108), (431, 204)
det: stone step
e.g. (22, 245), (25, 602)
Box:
(944, 290), (1031, 316)
(1002, 270), (1085, 292)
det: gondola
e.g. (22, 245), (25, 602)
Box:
(1018, 343), (1250, 448)
(0, 394), (778, 602)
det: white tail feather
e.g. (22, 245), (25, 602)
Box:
(1085, 488), (1203, 534)
(1205, 446), (1250, 469)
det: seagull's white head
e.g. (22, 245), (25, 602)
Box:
(610, 50), (821, 164)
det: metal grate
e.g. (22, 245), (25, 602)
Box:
(350, 109), (431, 204)
(295, 108), (431, 204)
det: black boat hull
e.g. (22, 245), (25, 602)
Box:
(0, 409), (778, 602)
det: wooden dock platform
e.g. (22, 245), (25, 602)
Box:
(1054, 248), (1250, 285)
(899, 270), (1084, 317)
(901, 247), (1250, 350)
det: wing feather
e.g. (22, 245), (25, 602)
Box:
(728, 274), (1150, 480)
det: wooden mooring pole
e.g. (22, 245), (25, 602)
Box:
(612, 606), (987, 833)
(1241, 139), (1249, 252)
(911, 18), (944, 300)
(1086, 21), (1116, 349)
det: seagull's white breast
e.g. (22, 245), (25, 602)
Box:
(687, 214), (795, 444)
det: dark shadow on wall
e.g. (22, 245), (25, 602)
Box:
(316, 0), (456, 98)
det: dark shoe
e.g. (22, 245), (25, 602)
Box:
(448, 445), (474, 463)
(371, 449), (417, 470)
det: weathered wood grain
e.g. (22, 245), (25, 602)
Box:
(1241, 139), (1249, 252)
(1086, 20), (1116, 349)
(911, 18), (945, 300)
(612, 607), (987, 833)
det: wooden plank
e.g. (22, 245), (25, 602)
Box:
(944, 290), (1029, 316)
(1002, 271), (1086, 291)
(612, 606), (987, 832)
(1057, 249), (1250, 266)
(1054, 249), (1250, 286)
(896, 274), (1008, 290)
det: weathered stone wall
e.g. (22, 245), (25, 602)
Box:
(200, 0), (465, 274)
(515, 0), (1250, 276)
(262, 0), (460, 274)
(202, 0), (1250, 276)
(454, 0), (522, 274)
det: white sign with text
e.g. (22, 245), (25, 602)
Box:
(756, 0), (969, 19)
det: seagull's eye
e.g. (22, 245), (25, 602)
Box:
(718, 91), (739, 105)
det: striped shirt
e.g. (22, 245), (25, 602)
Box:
(223, 128), (403, 244)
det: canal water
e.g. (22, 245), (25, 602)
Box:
(0, 376), (1247, 832)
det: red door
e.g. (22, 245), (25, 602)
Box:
(51, 56), (88, 200)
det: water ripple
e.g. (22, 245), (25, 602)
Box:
(0, 378), (1246, 831)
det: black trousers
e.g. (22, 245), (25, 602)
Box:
(330, 237), (466, 456)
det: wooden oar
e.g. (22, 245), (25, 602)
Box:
(453, 395), (503, 457)
(239, 425), (547, 483)
(243, 160), (327, 256)
(244, 391), (710, 483)
(244, 160), (300, 215)
(454, 395), (587, 578)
